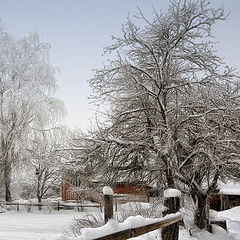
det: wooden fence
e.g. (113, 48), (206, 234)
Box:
(1, 187), (182, 239)
(0, 201), (101, 212)
(94, 213), (182, 240)
(98, 187), (182, 240)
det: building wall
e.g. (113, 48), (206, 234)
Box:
(221, 194), (240, 210)
(62, 180), (150, 203)
(113, 182), (149, 203)
(113, 183), (148, 195)
(62, 179), (72, 202)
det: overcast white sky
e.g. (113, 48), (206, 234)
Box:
(0, 0), (239, 130)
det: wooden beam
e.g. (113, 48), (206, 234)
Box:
(94, 214), (182, 240)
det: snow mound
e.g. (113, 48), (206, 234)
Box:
(164, 188), (181, 198)
(214, 206), (240, 222)
(194, 224), (235, 240)
(103, 186), (113, 195)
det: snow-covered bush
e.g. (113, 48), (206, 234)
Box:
(117, 200), (163, 222)
(65, 214), (104, 237)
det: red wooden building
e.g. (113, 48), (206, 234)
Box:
(62, 178), (73, 202)
(62, 178), (101, 202)
(62, 178), (152, 203)
(113, 182), (152, 202)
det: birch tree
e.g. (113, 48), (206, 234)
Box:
(0, 24), (65, 201)
(89, 0), (240, 229)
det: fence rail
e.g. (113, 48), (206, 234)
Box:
(0, 201), (101, 211)
(94, 213), (182, 240)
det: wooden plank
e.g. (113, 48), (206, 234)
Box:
(133, 214), (182, 237)
(1, 202), (100, 208)
(210, 220), (227, 231)
(62, 204), (100, 208)
(94, 214), (182, 240)
(95, 229), (132, 240)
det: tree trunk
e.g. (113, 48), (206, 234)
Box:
(194, 193), (208, 229)
(38, 197), (42, 211)
(36, 167), (42, 210)
(165, 168), (175, 188)
(4, 161), (12, 202)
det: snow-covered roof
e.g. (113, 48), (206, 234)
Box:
(219, 183), (240, 195)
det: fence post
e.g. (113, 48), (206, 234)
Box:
(115, 198), (118, 212)
(162, 188), (181, 240)
(103, 186), (113, 224)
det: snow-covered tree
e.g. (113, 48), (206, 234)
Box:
(88, 0), (240, 229)
(0, 24), (65, 201)
(25, 127), (66, 209)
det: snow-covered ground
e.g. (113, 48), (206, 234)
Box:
(0, 206), (240, 240)
(211, 206), (240, 240)
(0, 210), (87, 240)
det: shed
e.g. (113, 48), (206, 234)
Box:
(219, 183), (240, 210)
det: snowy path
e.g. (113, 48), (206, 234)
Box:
(0, 211), (86, 240)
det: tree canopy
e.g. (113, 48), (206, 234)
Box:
(0, 24), (65, 201)
(84, 0), (240, 229)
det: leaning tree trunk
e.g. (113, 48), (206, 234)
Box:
(194, 193), (208, 229)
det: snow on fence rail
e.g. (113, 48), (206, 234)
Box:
(93, 213), (182, 240)
(0, 201), (101, 211)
